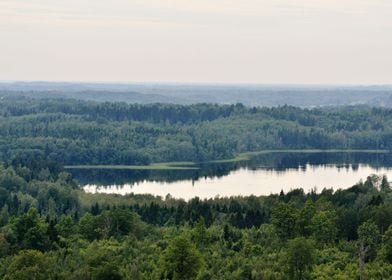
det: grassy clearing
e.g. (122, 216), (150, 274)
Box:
(65, 149), (390, 169)
(65, 162), (198, 170)
(208, 149), (390, 164)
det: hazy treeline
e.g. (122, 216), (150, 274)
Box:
(1, 82), (392, 107)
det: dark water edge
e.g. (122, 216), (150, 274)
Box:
(71, 152), (392, 187)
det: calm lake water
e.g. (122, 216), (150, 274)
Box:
(72, 152), (392, 200)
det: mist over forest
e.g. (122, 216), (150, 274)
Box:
(1, 82), (392, 107)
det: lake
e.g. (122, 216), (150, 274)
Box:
(70, 152), (392, 200)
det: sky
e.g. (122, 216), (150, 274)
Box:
(0, 0), (391, 84)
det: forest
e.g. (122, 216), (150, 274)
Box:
(1, 157), (392, 279)
(2, 97), (392, 279)
(3, 0), (392, 277)
(1, 97), (392, 165)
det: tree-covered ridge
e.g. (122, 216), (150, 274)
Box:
(1, 98), (392, 165)
(1, 160), (392, 279)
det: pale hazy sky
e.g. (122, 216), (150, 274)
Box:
(1, 0), (391, 84)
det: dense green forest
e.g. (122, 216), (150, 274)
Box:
(2, 97), (392, 279)
(1, 158), (392, 279)
(1, 97), (392, 165)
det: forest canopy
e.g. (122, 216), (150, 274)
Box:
(1, 97), (392, 165)
(0, 159), (392, 279)
(2, 98), (392, 278)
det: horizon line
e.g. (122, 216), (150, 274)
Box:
(1, 80), (392, 88)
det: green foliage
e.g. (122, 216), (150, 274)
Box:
(11, 208), (49, 251)
(287, 237), (315, 280)
(0, 233), (9, 257)
(0, 161), (392, 279)
(3, 100), (392, 279)
(358, 220), (380, 261)
(81, 240), (124, 280)
(3, 249), (54, 280)
(55, 215), (75, 240)
(296, 199), (315, 237)
(191, 217), (211, 250)
(79, 209), (142, 241)
(383, 225), (392, 263)
(1, 99), (392, 165)
(159, 234), (204, 280)
(271, 202), (297, 240)
(310, 210), (337, 246)
(358, 220), (380, 251)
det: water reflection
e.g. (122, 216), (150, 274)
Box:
(71, 152), (392, 199)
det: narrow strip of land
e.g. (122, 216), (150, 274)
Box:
(64, 149), (390, 170)
(64, 162), (198, 170)
(209, 149), (390, 163)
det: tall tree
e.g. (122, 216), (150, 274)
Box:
(160, 234), (203, 280)
(287, 237), (315, 280)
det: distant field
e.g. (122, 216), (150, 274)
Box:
(201, 149), (391, 163)
(65, 162), (198, 170)
(65, 149), (390, 169)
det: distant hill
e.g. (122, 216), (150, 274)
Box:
(1, 81), (392, 107)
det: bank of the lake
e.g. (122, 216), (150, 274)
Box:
(65, 162), (198, 170)
(65, 149), (390, 170)
(71, 151), (392, 200)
